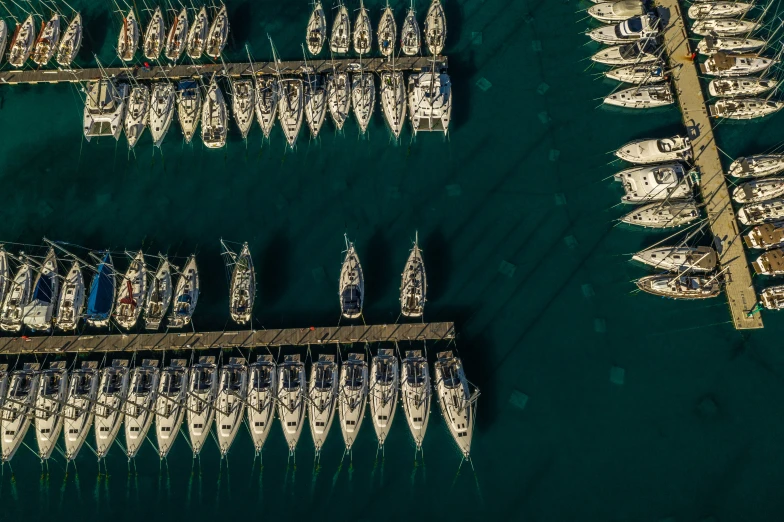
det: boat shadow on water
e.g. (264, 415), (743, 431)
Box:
(259, 230), (291, 308)
(81, 10), (110, 62)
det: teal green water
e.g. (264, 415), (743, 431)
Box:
(3, 0), (784, 520)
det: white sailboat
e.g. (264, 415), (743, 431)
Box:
(83, 80), (129, 141)
(352, 72), (375, 134)
(0, 20), (8, 65)
(709, 77), (778, 98)
(144, 256), (173, 330)
(400, 233), (427, 317)
(401, 350), (430, 450)
(124, 359), (160, 458)
(688, 1), (752, 19)
(186, 7), (208, 59)
(255, 77), (278, 139)
(117, 9), (139, 62)
(604, 84), (674, 109)
(434, 351), (477, 459)
(8, 15), (35, 68)
(94, 360), (130, 459)
(620, 200), (700, 228)
(377, 3), (396, 57)
(0, 249), (8, 310)
(369, 349), (399, 449)
(52, 251), (83, 332)
(167, 254), (198, 328)
(340, 235), (364, 319)
(202, 80), (228, 149)
(326, 71), (350, 130)
(380, 70), (406, 139)
(709, 98), (784, 120)
(34, 362), (67, 460)
(232, 79), (256, 139)
(631, 246), (718, 273)
(62, 361), (99, 460)
(150, 82), (176, 147)
(278, 78), (305, 148)
(22, 248), (59, 331)
(302, 50), (327, 138)
(692, 18), (759, 36)
(729, 155), (784, 178)
(164, 8), (188, 61)
(605, 62), (666, 85)
(187, 356), (218, 456)
(306, 1), (326, 55)
(155, 359), (189, 458)
(614, 163), (695, 203)
(339, 353), (368, 452)
(309, 354), (338, 456)
(733, 178), (784, 204)
(247, 355), (277, 454)
(587, 0), (645, 23)
(353, 0), (372, 55)
(215, 357), (248, 457)
(143, 7), (165, 60)
(330, 1), (351, 54)
(277, 354), (307, 455)
(205, 3), (228, 58)
(114, 250), (147, 329)
(1, 364), (39, 462)
(125, 84), (151, 148)
(226, 241), (255, 324)
(424, 0), (446, 56)
(177, 80), (202, 143)
(0, 259), (33, 332)
(697, 35), (765, 56)
(31, 13), (60, 66)
(401, 1), (420, 56)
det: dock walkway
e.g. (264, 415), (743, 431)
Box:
(658, 0), (762, 329)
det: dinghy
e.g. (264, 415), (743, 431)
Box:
(401, 1), (421, 56)
(62, 361), (99, 460)
(620, 200), (700, 228)
(381, 71), (406, 139)
(125, 85), (151, 148)
(729, 155), (784, 178)
(378, 4), (396, 57)
(370, 348), (399, 449)
(401, 350), (431, 450)
(1, 364), (39, 462)
(615, 136), (691, 164)
(31, 13), (60, 66)
(424, 0), (446, 55)
(150, 82), (176, 147)
(164, 8), (188, 61)
(352, 72), (375, 134)
(604, 84), (674, 108)
(308, 354), (338, 456)
(339, 353), (369, 452)
(733, 178), (784, 204)
(636, 274), (721, 299)
(435, 351), (477, 458)
(278, 78), (305, 148)
(710, 98), (784, 120)
(85, 251), (115, 327)
(709, 77), (777, 98)
(304, 74), (328, 138)
(330, 2), (351, 54)
(247, 355), (277, 454)
(143, 7), (165, 60)
(215, 357), (248, 457)
(277, 354), (307, 455)
(306, 1), (326, 55)
(187, 356), (218, 456)
(202, 80), (228, 149)
(227, 242), (255, 324)
(632, 246), (718, 273)
(34, 362), (67, 460)
(8, 15), (35, 67)
(744, 222), (784, 250)
(614, 163), (695, 203)
(22, 248), (59, 331)
(94, 360), (130, 458)
(232, 79), (255, 139)
(155, 359), (189, 458)
(56, 13), (82, 66)
(168, 254), (198, 328)
(401, 233), (427, 317)
(186, 7), (208, 59)
(738, 199), (784, 226)
(340, 236), (364, 320)
(0, 259), (33, 332)
(588, 0), (645, 23)
(124, 359), (159, 458)
(327, 72), (351, 130)
(408, 70), (452, 135)
(144, 256), (173, 330)
(114, 250), (146, 329)
(177, 80), (202, 143)
(205, 3), (228, 58)
(117, 9), (139, 61)
(353, 0), (372, 55)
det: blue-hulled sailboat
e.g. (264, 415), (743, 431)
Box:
(85, 252), (115, 328)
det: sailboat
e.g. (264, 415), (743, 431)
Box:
(401, 350), (430, 449)
(187, 7), (208, 59)
(124, 359), (160, 458)
(0, 250), (11, 316)
(306, 1), (326, 55)
(424, 0), (446, 56)
(0, 258), (33, 332)
(709, 77), (778, 98)
(697, 35), (765, 56)
(277, 77), (304, 148)
(94, 360), (130, 459)
(378, 3), (396, 57)
(202, 80), (228, 149)
(709, 98), (784, 120)
(232, 79), (256, 139)
(692, 18), (759, 37)
(587, 0), (645, 23)
(738, 199), (784, 226)
(744, 222), (784, 250)
(353, 0), (372, 55)
(340, 235), (364, 319)
(401, 1), (420, 56)
(435, 351), (477, 458)
(62, 361), (99, 460)
(22, 248), (59, 331)
(8, 15), (35, 67)
(369, 348), (399, 449)
(143, 256), (173, 330)
(226, 241), (255, 324)
(330, 1), (351, 54)
(117, 9), (139, 62)
(84, 252), (115, 328)
(400, 234), (427, 317)
(302, 50), (327, 138)
(164, 8), (188, 61)
(276, 354), (307, 455)
(614, 163), (694, 203)
(143, 7), (165, 60)
(732, 177), (784, 204)
(155, 359), (189, 458)
(114, 250), (146, 330)
(150, 82), (176, 147)
(83, 79), (129, 141)
(187, 356), (217, 456)
(729, 154), (784, 178)
(0, 364), (39, 462)
(31, 13), (60, 66)
(339, 352), (368, 452)
(34, 362), (67, 460)
(408, 67), (452, 135)
(309, 354), (338, 456)
(635, 274), (722, 299)
(54, 260), (84, 331)
(247, 355), (277, 454)
(168, 254), (198, 328)
(620, 200), (700, 228)
(124, 84), (151, 148)
(688, 1), (752, 19)
(205, 3), (228, 58)
(255, 75), (278, 138)
(177, 80), (202, 143)
(351, 72), (375, 134)
(215, 357), (248, 457)
(632, 246), (718, 273)
(326, 71), (350, 130)
(381, 70), (406, 139)
(0, 20), (8, 65)
(760, 285), (784, 310)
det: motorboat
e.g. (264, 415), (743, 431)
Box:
(587, 13), (660, 44)
(205, 3), (228, 58)
(631, 246), (718, 272)
(744, 222), (784, 250)
(232, 79), (255, 139)
(176, 80), (201, 143)
(760, 286), (784, 310)
(708, 77), (777, 97)
(688, 2), (752, 19)
(227, 242), (255, 324)
(326, 72), (350, 130)
(401, 233), (427, 317)
(339, 353), (368, 452)
(700, 52), (775, 77)
(709, 98), (784, 120)
(434, 351), (477, 458)
(304, 74), (328, 138)
(94, 360), (130, 458)
(401, 1), (420, 56)
(167, 254), (198, 328)
(150, 82), (176, 147)
(353, 0), (372, 55)
(733, 178), (784, 204)
(697, 35), (765, 56)
(340, 236), (364, 320)
(62, 361), (99, 460)
(278, 78), (304, 148)
(377, 4), (396, 57)
(615, 136), (691, 164)
(370, 349), (399, 448)
(352, 72), (375, 134)
(34, 362), (67, 460)
(114, 250), (146, 330)
(738, 199), (784, 226)
(56, 259), (85, 331)
(247, 355), (276, 454)
(401, 350), (430, 449)
(636, 274), (721, 299)
(753, 248), (784, 275)
(155, 359), (189, 458)
(186, 7), (208, 59)
(692, 18), (760, 36)
(215, 357), (248, 457)
(1, 364), (39, 462)
(591, 39), (661, 66)
(143, 256), (173, 330)
(380, 71), (406, 139)
(308, 354), (338, 456)
(117, 9), (139, 61)
(330, 2), (351, 54)
(8, 15), (35, 67)
(22, 248), (59, 331)
(276, 354), (307, 455)
(164, 8), (188, 61)
(306, 1), (326, 55)
(605, 62), (666, 84)
(83, 80), (129, 141)
(124, 359), (159, 458)
(187, 356), (218, 456)
(614, 163), (694, 202)
(56, 13), (82, 66)
(202, 80), (228, 148)
(255, 76), (278, 138)
(729, 155), (784, 178)
(0, 259), (32, 332)
(143, 7), (165, 59)
(588, 0), (646, 23)
(124, 85), (150, 148)
(424, 0), (446, 55)
(31, 13), (60, 66)
(619, 200), (700, 228)
(408, 69), (452, 135)
(604, 84), (673, 108)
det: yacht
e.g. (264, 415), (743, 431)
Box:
(709, 77), (777, 97)
(117, 9), (139, 61)
(424, 0), (446, 55)
(738, 199), (784, 226)
(729, 155), (784, 178)
(435, 351), (476, 458)
(187, 356), (218, 456)
(614, 163), (694, 203)
(330, 2), (351, 54)
(588, 0), (645, 23)
(22, 248), (59, 331)
(688, 2), (752, 19)
(8, 15), (35, 67)
(276, 354), (307, 455)
(165, 8), (188, 61)
(114, 250), (146, 330)
(168, 254), (198, 328)
(587, 13), (660, 44)
(701, 52), (775, 77)
(408, 69), (452, 135)
(0, 259), (32, 332)
(615, 136), (691, 164)
(0, 21), (7, 65)
(339, 353), (368, 452)
(124, 359), (160, 458)
(604, 84), (674, 108)
(143, 7), (165, 59)
(605, 62), (666, 84)
(352, 72), (375, 134)
(697, 35), (765, 56)
(202, 80), (228, 148)
(370, 349), (399, 449)
(31, 13), (60, 66)
(692, 18), (760, 36)
(381, 71), (406, 139)
(187, 7), (208, 59)
(401, 350), (430, 449)
(636, 274), (721, 299)
(83, 80), (129, 141)
(353, 0), (372, 55)
(744, 222), (784, 250)
(62, 361), (99, 460)
(232, 79), (255, 139)
(620, 200), (700, 228)
(309, 354), (338, 456)
(378, 4), (396, 57)
(304, 74), (328, 138)
(401, 1), (420, 56)
(34, 362), (67, 460)
(255, 77), (278, 138)
(124, 85), (150, 148)
(176, 80), (201, 143)
(327, 72), (350, 130)
(1, 364), (39, 462)
(247, 355), (276, 454)
(144, 256), (173, 330)
(760, 286), (784, 310)
(94, 360), (130, 458)
(591, 39), (661, 66)
(733, 178), (784, 204)
(56, 13), (82, 66)
(709, 98), (784, 120)
(150, 82), (176, 147)
(278, 78), (304, 148)
(631, 246), (718, 272)
(753, 248), (784, 275)
(0, 249), (8, 309)
(155, 359), (189, 458)
(340, 236), (364, 320)
(401, 233), (427, 317)
(215, 357), (248, 457)
(205, 3), (228, 58)
(306, 1), (326, 55)
(228, 242), (255, 324)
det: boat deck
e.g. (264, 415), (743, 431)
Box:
(0, 322), (455, 355)
(0, 56), (448, 85)
(658, 0), (763, 329)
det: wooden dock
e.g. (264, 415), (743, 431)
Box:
(0, 56), (448, 85)
(658, 0), (763, 329)
(0, 322), (455, 355)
